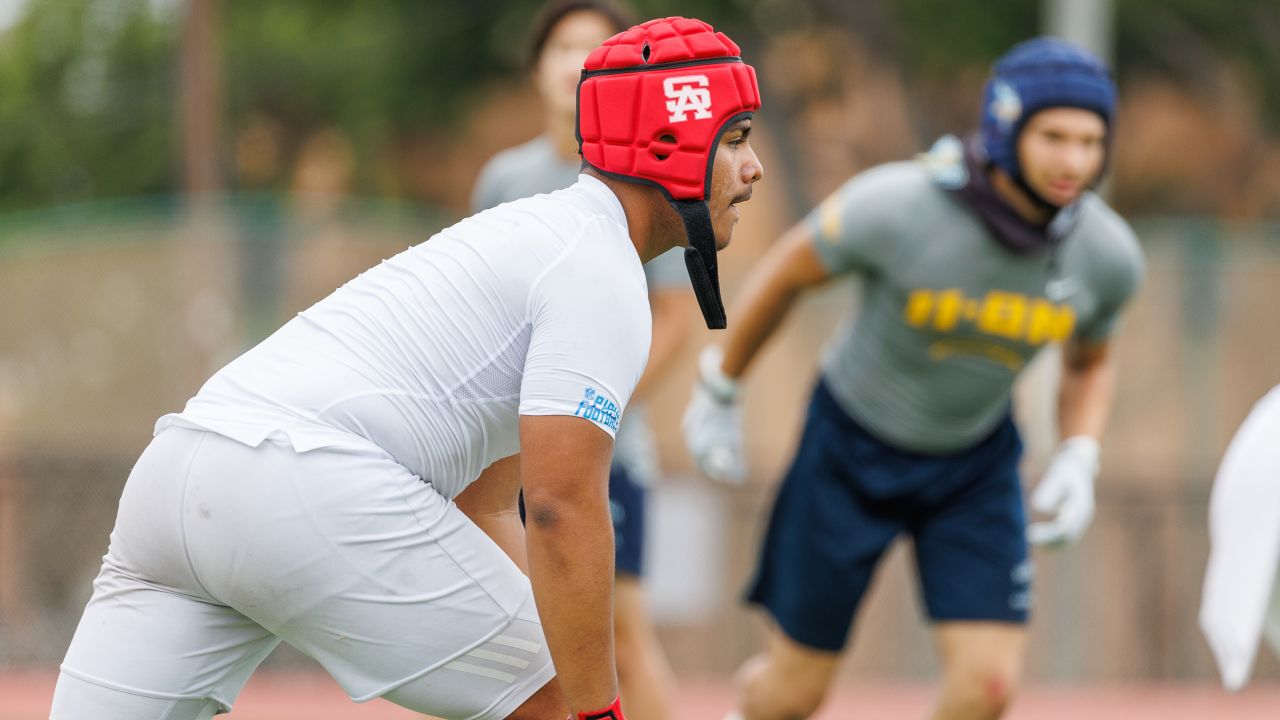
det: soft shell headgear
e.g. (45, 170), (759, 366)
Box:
(577, 16), (761, 329)
(980, 37), (1116, 208)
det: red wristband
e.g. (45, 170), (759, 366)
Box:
(574, 696), (624, 720)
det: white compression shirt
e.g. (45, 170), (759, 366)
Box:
(158, 175), (652, 499)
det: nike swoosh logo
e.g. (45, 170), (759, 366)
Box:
(1045, 278), (1079, 301)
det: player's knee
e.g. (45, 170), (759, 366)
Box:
(788, 679), (828, 719)
(738, 653), (829, 720)
(949, 666), (1020, 718)
(771, 689), (826, 720)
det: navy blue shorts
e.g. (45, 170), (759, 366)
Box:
(609, 463), (647, 577)
(518, 462), (646, 577)
(746, 380), (1031, 652)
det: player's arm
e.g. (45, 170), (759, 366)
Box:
(517, 220), (647, 713)
(683, 222), (834, 481)
(686, 172), (890, 481)
(520, 415), (619, 713)
(454, 454), (527, 574)
(718, 221), (834, 378)
(631, 286), (696, 402)
(1056, 220), (1143, 443)
(1031, 232), (1143, 547)
(1057, 336), (1117, 440)
(1026, 337), (1116, 547)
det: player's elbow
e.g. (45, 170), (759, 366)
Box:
(522, 489), (599, 533)
(523, 495), (567, 531)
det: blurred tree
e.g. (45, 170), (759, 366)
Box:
(0, 0), (1273, 215)
(1115, 0), (1280, 134)
(222, 1), (511, 194)
(219, 0), (769, 196)
(0, 0), (177, 213)
(890, 0), (1040, 74)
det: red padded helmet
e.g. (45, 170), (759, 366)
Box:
(578, 16), (760, 201)
(576, 16), (761, 329)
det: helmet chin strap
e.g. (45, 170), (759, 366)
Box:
(1012, 171), (1064, 218)
(672, 199), (726, 329)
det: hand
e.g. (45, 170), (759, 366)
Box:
(1026, 436), (1100, 548)
(682, 346), (746, 484)
(573, 696), (625, 720)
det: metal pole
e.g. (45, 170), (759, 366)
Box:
(1040, 0), (1115, 681)
(1043, 0), (1113, 65)
(180, 0), (222, 195)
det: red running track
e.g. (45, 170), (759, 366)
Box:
(6, 670), (1279, 718)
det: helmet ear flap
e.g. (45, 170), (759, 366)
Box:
(649, 133), (677, 162)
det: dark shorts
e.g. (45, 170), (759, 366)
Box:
(746, 379), (1031, 652)
(518, 462), (647, 577)
(609, 462), (647, 577)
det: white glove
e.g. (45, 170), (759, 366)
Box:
(1026, 436), (1100, 548)
(682, 346), (746, 484)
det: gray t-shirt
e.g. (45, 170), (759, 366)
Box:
(808, 153), (1144, 453)
(473, 135), (689, 482)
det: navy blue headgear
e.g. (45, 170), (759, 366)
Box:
(980, 37), (1116, 205)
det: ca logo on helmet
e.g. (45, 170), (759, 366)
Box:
(664, 75), (713, 122)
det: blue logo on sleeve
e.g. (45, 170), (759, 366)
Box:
(574, 386), (620, 431)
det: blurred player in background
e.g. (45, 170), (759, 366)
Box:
(685, 38), (1143, 720)
(472, 4), (694, 720)
(1201, 383), (1280, 692)
(51, 16), (763, 720)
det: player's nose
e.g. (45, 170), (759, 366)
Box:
(1062, 141), (1094, 177)
(741, 145), (764, 185)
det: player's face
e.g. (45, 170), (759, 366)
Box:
(708, 120), (765, 250)
(534, 10), (616, 120)
(1017, 108), (1107, 207)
